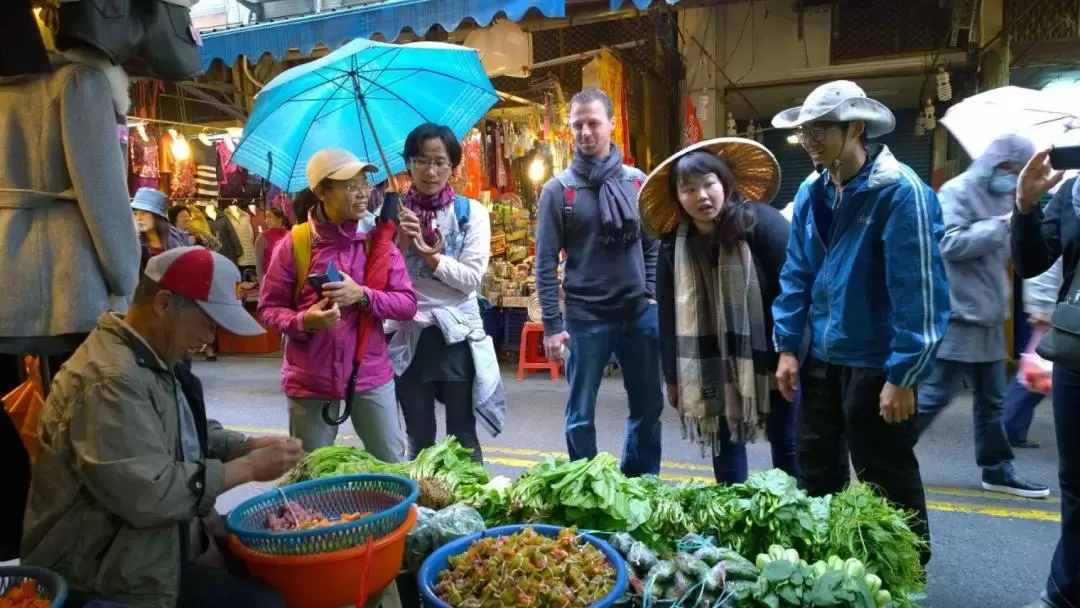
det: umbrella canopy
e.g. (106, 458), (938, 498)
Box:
(232, 38), (499, 191)
(941, 86), (1080, 159)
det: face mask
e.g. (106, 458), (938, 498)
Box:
(988, 171), (1019, 195)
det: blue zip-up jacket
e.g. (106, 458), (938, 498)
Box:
(772, 144), (951, 388)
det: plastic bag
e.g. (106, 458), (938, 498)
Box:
(2, 356), (44, 461)
(1021, 329), (1053, 395)
(405, 507), (439, 572)
(404, 504), (486, 572)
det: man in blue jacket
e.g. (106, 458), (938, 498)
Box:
(771, 81), (950, 560)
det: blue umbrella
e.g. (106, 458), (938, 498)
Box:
(231, 38), (499, 191)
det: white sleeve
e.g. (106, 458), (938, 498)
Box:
(1024, 257), (1064, 315)
(432, 200), (491, 296)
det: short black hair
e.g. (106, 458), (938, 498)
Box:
(669, 150), (755, 249)
(570, 88), (614, 119)
(402, 123), (462, 169)
(293, 189), (319, 222)
(167, 205), (190, 225)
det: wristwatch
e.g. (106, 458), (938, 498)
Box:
(358, 288), (370, 309)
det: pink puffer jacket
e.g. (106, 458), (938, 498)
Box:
(258, 216), (416, 399)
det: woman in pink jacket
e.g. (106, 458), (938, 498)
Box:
(259, 149), (417, 461)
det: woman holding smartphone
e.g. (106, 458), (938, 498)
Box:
(259, 149), (416, 460)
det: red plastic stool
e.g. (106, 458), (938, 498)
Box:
(517, 322), (562, 381)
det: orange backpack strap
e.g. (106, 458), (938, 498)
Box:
(291, 222), (314, 304)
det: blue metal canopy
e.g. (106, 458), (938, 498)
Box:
(198, 0), (565, 71)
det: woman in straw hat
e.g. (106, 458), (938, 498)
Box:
(641, 137), (798, 484)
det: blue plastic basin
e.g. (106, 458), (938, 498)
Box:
(417, 524), (629, 608)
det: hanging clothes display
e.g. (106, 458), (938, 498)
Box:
(217, 140), (244, 198)
(485, 121), (508, 188)
(128, 126), (159, 195)
(459, 130), (483, 199)
(160, 132), (196, 198)
(192, 141), (219, 198)
(227, 205), (257, 268)
(211, 208), (243, 265)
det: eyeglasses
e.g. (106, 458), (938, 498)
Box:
(337, 182), (371, 194)
(410, 157), (452, 171)
(795, 122), (845, 145)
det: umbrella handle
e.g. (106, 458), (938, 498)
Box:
(322, 365), (359, 426)
(411, 230), (445, 256)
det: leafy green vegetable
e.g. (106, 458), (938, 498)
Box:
(827, 481), (926, 606)
(411, 437), (491, 504)
(506, 453), (652, 533)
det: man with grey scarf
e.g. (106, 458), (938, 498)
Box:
(534, 88), (664, 477)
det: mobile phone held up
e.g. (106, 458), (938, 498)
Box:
(1049, 145), (1080, 170)
(306, 261), (342, 294)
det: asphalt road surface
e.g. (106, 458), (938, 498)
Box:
(200, 356), (1061, 608)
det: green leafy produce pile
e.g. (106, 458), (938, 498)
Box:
(284, 445), (924, 605)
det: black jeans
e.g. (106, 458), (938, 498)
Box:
(66, 565), (285, 608)
(397, 379), (482, 462)
(798, 358), (931, 564)
(1046, 365), (1080, 607)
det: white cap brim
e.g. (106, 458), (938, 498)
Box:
(197, 300), (265, 336)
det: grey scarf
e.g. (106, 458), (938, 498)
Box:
(571, 144), (640, 245)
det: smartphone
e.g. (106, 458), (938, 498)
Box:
(1049, 145), (1080, 170)
(306, 261), (341, 293)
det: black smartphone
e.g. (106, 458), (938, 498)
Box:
(305, 261), (341, 294)
(1049, 145), (1080, 170)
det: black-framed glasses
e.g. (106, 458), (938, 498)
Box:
(410, 157), (452, 171)
(795, 122), (846, 144)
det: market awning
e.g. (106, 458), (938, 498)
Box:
(608, 0), (679, 10)
(198, 0), (565, 71)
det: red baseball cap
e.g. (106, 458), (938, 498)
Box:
(144, 247), (265, 336)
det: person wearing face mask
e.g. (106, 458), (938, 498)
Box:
(770, 81), (950, 563)
(643, 138), (797, 484)
(534, 88), (663, 477)
(915, 134), (1049, 498)
(259, 149), (416, 461)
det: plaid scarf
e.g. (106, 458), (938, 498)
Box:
(674, 219), (773, 455)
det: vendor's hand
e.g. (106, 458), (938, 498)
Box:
(302, 298), (341, 331)
(775, 352), (799, 402)
(322, 271), (365, 307)
(879, 382), (916, 424)
(1017, 148), (1064, 214)
(246, 438), (304, 482)
(666, 383), (680, 414)
(544, 331), (570, 361)
(246, 435), (292, 454)
(397, 207), (422, 252)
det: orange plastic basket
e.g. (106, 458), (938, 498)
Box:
(229, 505), (416, 608)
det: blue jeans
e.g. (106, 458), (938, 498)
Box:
(1003, 375), (1047, 443)
(712, 390), (800, 484)
(1046, 365), (1080, 606)
(916, 359), (1014, 473)
(565, 306), (664, 477)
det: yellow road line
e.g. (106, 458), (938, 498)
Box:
(926, 500), (1060, 522)
(226, 425), (1062, 518)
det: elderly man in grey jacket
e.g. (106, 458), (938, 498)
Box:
(916, 134), (1049, 498)
(1003, 257), (1064, 448)
(22, 248), (303, 608)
